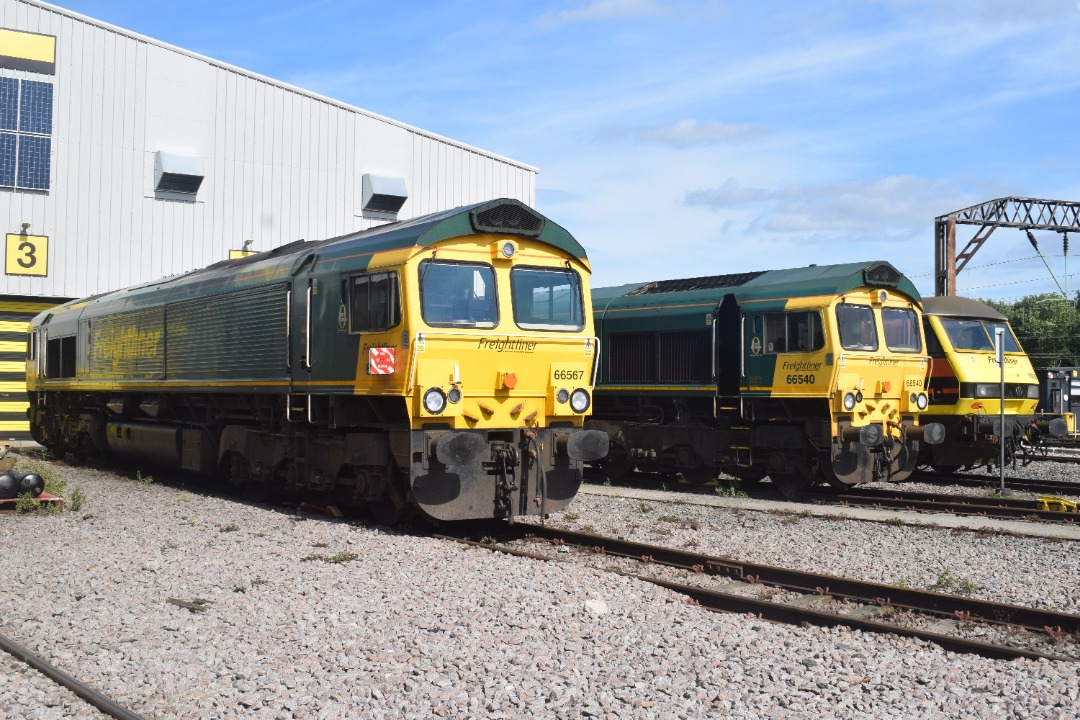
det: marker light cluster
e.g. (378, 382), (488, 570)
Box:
(843, 391), (864, 411)
(555, 387), (591, 413)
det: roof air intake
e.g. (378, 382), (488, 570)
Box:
(470, 201), (545, 238)
(863, 263), (901, 288)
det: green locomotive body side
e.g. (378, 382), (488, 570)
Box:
(590, 261), (942, 487)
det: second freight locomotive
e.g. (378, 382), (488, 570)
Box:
(589, 261), (944, 489)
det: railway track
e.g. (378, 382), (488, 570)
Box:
(0, 633), (144, 720)
(588, 467), (1080, 524)
(918, 468), (1080, 497)
(800, 487), (1079, 524)
(438, 525), (1080, 662)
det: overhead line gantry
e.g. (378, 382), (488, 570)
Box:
(934, 197), (1080, 296)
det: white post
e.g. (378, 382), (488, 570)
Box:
(996, 327), (1007, 495)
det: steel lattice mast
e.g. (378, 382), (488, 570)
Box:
(934, 197), (1080, 296)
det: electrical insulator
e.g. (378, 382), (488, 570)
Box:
(1026, 230), (1039, 250)
(1065, 233), (1070, 256)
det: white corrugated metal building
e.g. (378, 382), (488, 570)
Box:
(0, 0), (537, 436)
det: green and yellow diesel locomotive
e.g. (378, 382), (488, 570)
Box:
(589, 261), (944, 488)
(919, 295), (1065, 472)
(26, 199), (608, 522)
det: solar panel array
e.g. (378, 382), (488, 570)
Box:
(0, 77), (52, 190)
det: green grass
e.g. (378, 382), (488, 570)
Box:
(301, 550), (359, 564)
(714, 482), (748, 498)
(14, 493), (40, 513)
(931, 569), (981, 595)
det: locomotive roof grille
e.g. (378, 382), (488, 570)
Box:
(470, 203), (545, 237)
(863, 263), (902, 287)
(626, 271), (768, 296)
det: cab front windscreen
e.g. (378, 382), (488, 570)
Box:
(419, 260), (498, 328)
(511, 266), (584, 331)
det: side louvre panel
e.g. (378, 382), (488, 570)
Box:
(165, 284), (288, 381)
(87, 307), (165, 379)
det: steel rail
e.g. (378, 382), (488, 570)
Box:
(440, 526), (1077, 661)
(521, 525), (1080, 634)
(800, 489), (1077, 523)
(641, 577), (1073, 662)
(917, 470), (1080, 497)
(0, 632), (146, 720)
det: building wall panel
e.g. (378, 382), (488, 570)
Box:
(0, 0), (536, 324)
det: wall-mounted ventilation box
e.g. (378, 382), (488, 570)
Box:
(154, 151), (205, 194)
(361, 173), (408, 213)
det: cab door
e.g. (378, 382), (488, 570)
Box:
(742, 311), (773, 395)
(289, 255), (317, 397)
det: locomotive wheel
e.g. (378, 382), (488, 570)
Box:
(769, 473), (811, 498)
(597, 442), (634, 480)
(370, 471), (412, 526)
(681, 465), (716, 485)
(587, 421), (634, 480)
(242, 480), (271, 504)
(224, 452), (270, 503)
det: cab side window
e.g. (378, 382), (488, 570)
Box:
(350, 271), (401, 333)
(922, 318), (946, 358)
(765, 311), (824, 354)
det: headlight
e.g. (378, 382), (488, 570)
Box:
(423, 388), (447, 414)
(447, 387), (462, 404)
(855, 391), (863, 403)
(843, 392), (857, 411)
(974, 384), (999, 398)
(1027, 385), (1040, 399)
(556, 388), (570, 404)
(916, 392), (928, 410)
(569, 388), (591, 413)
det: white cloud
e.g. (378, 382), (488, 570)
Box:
(539, 0), (672, 27)
(596, 119), (769, 147)
(686, 175), (977, 233)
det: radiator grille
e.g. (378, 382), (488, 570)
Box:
(608, 333), (656, 383)
(864, 263), (901, 287)
(658, 330), (711, 383)
(471, 202), (545, 237)
(608, 330), (711, 384)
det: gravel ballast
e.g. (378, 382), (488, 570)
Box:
(2, 457), (1078, 719)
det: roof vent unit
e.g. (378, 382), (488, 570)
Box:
(863, 262), (901, 288)
(361, 174), (408, 213)
(154, 151), (204, 194)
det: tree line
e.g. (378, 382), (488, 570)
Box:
(982, 293), (1080, 368)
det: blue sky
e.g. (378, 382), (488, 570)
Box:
(56, 0), (1080, 301)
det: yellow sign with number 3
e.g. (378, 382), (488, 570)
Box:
(5, 233), (48, 277)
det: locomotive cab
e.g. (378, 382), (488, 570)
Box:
(919, 296), (1063, 472)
